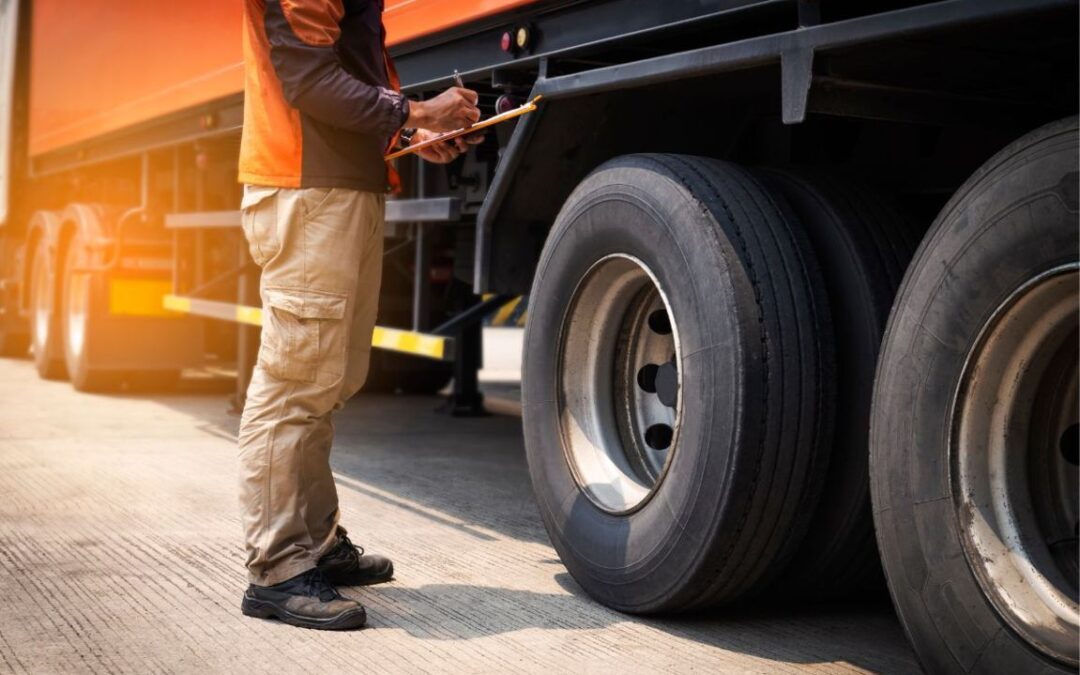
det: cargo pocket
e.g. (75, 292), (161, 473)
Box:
(240, 186), (280, 267)
(259, 287), (348, 383)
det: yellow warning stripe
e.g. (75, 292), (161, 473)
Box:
(164, 295), (450, 360)
(162, 294), (192, 314)
(371, 326), (447, 360)
(490, 296), (521, 326)
(235, 306), (263, 326)
(483, 293), (527, 327)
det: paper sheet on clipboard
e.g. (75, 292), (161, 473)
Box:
(384, 95), (541, 161)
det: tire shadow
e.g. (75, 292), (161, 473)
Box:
(138, 382), (917, 671)
(348, 574), (918, 673)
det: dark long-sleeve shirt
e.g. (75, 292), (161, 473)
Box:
(239, 0), (409, 192)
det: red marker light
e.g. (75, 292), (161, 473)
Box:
(500, 31), (513, 52)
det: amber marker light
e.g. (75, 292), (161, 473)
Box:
(515, 26), (530, 50)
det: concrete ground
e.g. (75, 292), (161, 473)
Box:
(0, 355), (921, 674)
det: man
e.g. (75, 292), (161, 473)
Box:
(236, 0), (482, 630)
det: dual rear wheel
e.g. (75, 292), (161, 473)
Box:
(28, 217), (117, 390)
(25, 208), (182, 392)
(524, 118), (1077, 673)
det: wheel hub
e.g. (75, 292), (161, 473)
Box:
(556, 254), (681, 514)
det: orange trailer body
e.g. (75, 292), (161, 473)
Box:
(27, 0), (538, 157)
(385, 0), (538, 44)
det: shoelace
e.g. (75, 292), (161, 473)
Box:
(299, 568), (339, 603)
(338, 533), (365, 561)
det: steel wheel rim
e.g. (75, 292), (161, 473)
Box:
(556, 254), (682, 514)
(31, 249), (50, 351)
(952, 264), (1079, 666)
(65, 249), (88, 363)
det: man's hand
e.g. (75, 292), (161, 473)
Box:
(406, 87), (481, 132)
(412, 129), (485, 164)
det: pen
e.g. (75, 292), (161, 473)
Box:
(453, 69), (478, 144)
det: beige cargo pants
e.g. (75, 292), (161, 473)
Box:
(237, 185), (384, 586)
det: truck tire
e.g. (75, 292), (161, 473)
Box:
(523, 154), (834, 612)
(870, 117), (1078, 674)
(756, 170), (918, 596)
(29, 238), (66, 379)
(60, 230), (120, 392)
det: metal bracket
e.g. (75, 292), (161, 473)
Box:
(781, 48), (814, 125)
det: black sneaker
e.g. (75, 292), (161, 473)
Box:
(317, 532), (394, 587)
(241, 568), (367, 630)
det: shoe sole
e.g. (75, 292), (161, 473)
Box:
(241, 597), (367, 630)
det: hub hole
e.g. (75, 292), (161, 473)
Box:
(1061, 423), (1079, 465)
(637, 364), (659, 393)
(644, 424), (673, 450)
(647, 309), (672, 335)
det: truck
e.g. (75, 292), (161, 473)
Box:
(1, 1), (1076, 672)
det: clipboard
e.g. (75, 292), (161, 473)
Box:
(385, 95), (541, 161)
